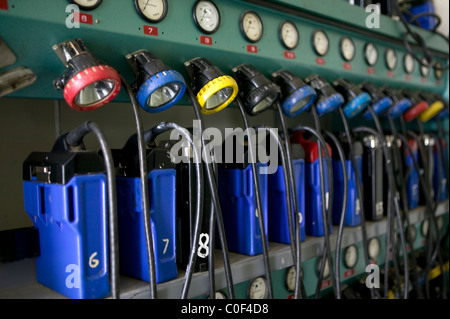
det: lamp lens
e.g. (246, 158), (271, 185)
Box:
(75, 80), (116, 107)
(205, 87), (234, 110)
(148, 82), (181, 108)
(290, 97), (311, 114)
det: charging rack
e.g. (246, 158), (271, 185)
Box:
(1, 0), (449, 299)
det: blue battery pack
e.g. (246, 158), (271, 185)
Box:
(218, 163), (268, 256)
(332, 157), (362, 227)
(23, 151), (110, 299)
(116, 169), (177, 283)
(433, 140), (448, 202)
(268, 153), (306, 244)
(405, 139), (420, 210)
(114, 141), (177, 284)
(329, 136), (363, 227)
(291, 131), (332, 237)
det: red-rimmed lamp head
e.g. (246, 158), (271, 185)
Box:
(53, 39), (121, 111)
(401, 89), (428, 123)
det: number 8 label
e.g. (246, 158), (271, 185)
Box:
(197, 233), (210, 258)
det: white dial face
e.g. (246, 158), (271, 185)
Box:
(344, 245), (358, 269)
(285, 266), (296, 292)
(194, 1), (220, 33)
(340, 37), (355, 61)
(317, 257), (330, 278)
(214, 291), (226, 299)
(248, 277), (267, 299)
(241, 11), (263, 42)
(420, 57), (430, 77)
(368, 238), (380, 260)
(422, 219), (429, 237)
(404, 53), (415, 74)
(136, 0), (167, 22)
(365, 43), (378, 66)
(435, 62), (443, 80)
(407, 225), (417, 243)
(386, 49), (397, 70)
(72, 0), (101, 8)
(280, 21), (299, 50)
(437, 216), (444, 231)
(313, 30), (329, 56)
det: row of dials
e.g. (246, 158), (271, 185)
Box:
(68, 0), (444, 80)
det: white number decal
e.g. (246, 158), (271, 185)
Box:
(89, 252), (99, 268)
(162, 238), (169, 255)
(197, 233), (210, 258)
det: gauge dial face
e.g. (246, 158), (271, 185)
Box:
(134, 0), (168, 23)
(404, 53), (415, 74)
(340, 37), (355, 61)
(285, 266), (296, 292)
(368, 238), (380, 260)
(68, 0), (102, 10)
(240, 11), (263, 43)
(420, 57), (430, 77)
(437, 216), (444, 231)
(385, 48), (397, 70)
(434, 62), (443, 80)
(316, 257), (330, 278)
(248, 277), (268, 299)
(279, 21), (299, 50)
(421, 219), (429, 237)
(312, 30), (329, 56)
(344, 245), (359, 269)
(193, 1), (220, 34)
(364, 43), (378, 66)
(214, 290), (227, 299)
(406, 225), (417, 243)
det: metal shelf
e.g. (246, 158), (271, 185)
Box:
(0, 200), (448, 299)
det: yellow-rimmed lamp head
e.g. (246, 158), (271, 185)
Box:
(418, 92), (445, 122)
(184, 57), (238, 114)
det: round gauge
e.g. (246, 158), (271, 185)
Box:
(279, 20), (299, 50)
(421, 219), (430, 237)
(285, 265), (296, 292)
(364, 42), (378, 66)
(385, 48), (398, 70)
(316, 257), (330, 278)
(67, 0), (102, 10)
(368, 237), (380, 260)
(240, 11), (263, 43)
(434, 62), (443, 80)
(340, 37), (355, 62)
(312, 29), (329, 56)
(404, 53), (415, 74)
(193, 1), (220, 34)
(406, 225), (417, 243)
(437, 216), (444, 232)
(344, 245), (359, 269)
(420, 57), (430, 77)
(247, 276), (268, 299)
(134, 0), (168, 23)
(214, 290), (227, 299)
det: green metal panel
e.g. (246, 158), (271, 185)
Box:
(1, 0), (448, 104)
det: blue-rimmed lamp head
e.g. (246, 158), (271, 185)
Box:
(333, 78), (372, 119)
(360, 82), (393, 120)
(270, 69), (317, 117)
(231, 64), (280, 116)
(126, 50), (186, 113)
(381, 86), (412, 119)
(304, 74), (344, 117)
